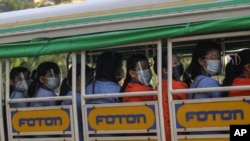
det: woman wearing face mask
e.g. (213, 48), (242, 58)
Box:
(223, 49), (250, 97)
(86, 51), (122, 104)
(10, 67), (30, 108)
(153, 52), (187, 141)
(185, 40), (222, 99)
(121, 54), (154, 102)
(28, 62), (61, 107)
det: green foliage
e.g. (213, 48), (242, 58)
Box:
(0, 0), (34, 11)
(10, 54), (68, 78)
(0, 0), (72, 11)
(0, 0), (73, 77)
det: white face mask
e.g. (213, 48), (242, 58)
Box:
(15, 80), (28, 92)
(137, 69), (152, 86)
(47, 77), (60, 90)
(205, 60), (221, 76)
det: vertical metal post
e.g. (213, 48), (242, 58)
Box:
(81, 51), (88, 141)
(5, 59), (11, 140)
(157, 40), (166, 141)
(221, 42), (226, 84)
(72, 53), (79, 141)
(167, 39), (175, 141)
(0, 60), (5, 141)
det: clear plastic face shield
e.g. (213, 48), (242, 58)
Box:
(15, 72), (29, 92)
(45, 69), (61, 91)
(136, 61), (152, 86)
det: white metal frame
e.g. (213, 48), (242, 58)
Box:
(3, 57), (78, 140)
(168, 30), (250, 141)
(0, 60), (5, 141)
(80, 41), (166, 141)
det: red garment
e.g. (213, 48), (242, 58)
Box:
(159, 80), (187, 141)
(122, 82), (154, 102)
(229, 78), (250, 97)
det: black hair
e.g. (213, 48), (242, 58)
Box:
(10, 67), (30, 94)
(222, 49), (250, 96)
(31, 69), (37, 81)
(120, 54), (148, 92)
(95, 51), (122, 82)
(153, 51), (181, 74)
(59, 64), (94, 97)
(183, 40), (221, 85)
(27, 61), (60, 98)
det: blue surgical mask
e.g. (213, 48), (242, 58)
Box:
(15, 80), (28, 92)
(138, 69), (152, 86)
(47, 77), (60, 90)
(205, 60), (221, 76)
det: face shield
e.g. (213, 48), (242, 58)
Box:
(45, 69), (61, 91)
(15, 72), (28, 92)
(136, 61), (152, 86)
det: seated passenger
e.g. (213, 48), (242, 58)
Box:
(28, 62), (61, 107)
(185, 40), (222, 99)
(10, 67), (30, 108)
(60, 64), (93, 141)
(86, 51), (122, 104)
(153, 52), (187, 141)
(223, 49), (250, 96)
(121, 54), (154, 102)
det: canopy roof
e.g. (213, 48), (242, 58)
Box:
(0, 0), (250, 58)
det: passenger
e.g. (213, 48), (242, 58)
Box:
(223, 49), (250, 96)
(153, 52), (187, 141)
(10, 67), (30, 108)
(60, 64), (93, 141)
(185, 40), (222, 99)
(28, 62), (61, 107)
(86, 51), (122, 104)
(121, 54), (154, 102)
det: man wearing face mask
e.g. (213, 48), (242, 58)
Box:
(185, 40), (222, 99)
(153, 52), (187, 141)
(28, 62), (61, 107)
(10, 67), (31, 108)
(121, 54), (154, 102)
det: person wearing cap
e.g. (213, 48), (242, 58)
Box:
(223, 49), (250, 96)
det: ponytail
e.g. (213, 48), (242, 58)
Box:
(120, 73), (131, 92)
(27, 80), (39, 98)
(57, 78), (71, 105)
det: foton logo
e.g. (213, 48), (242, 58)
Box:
(12, 108), (71, 132)
(176, 101), (250, 128)
(87, 104), (156, 131)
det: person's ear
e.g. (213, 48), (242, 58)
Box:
(198, 58), (206, 66)
(39, 76), (46, 84)
(129, 70), (136, 78)
(162, 68), (168, 75)
(245, 64), (250, 72)
(10, 80), (15, 86)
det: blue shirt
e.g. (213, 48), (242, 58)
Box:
(85, 80), (120, 104)
(188, 75), (222, 99)
(10, 91), (28, 108)
(61, 91), (83, 141)
(30, 87), (57, 107)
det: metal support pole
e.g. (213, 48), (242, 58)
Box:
(72, 53), (79, 141)
(157, 40), (166, 141)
